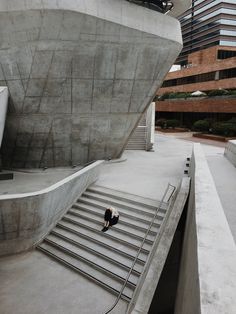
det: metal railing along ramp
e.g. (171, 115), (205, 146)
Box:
(37, 183), (185, 313)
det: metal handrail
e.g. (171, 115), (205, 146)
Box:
(103, 183), (176, 314)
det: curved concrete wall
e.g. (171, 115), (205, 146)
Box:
(0, 0), (183, 168)
(0, 161), (103, 256)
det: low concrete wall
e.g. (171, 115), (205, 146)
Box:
(224, 140), (236, 167)
(0, 161), (103, 256)
(0, 86), (8, 148)
(175, 144), (236, 314)
(128, 177), (190, 314)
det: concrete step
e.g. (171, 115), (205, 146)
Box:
(87, 186), (162, 208)
(77, 196), (166, 223)
(51, 226), (144, 273)
(74, 201), (162, 230)
(68, 208), (157, 242)
(44, 234), (140, 285)
(37, 184), (169, 304)
(37, 242), (134, 301)
(63, 213), (154, 250)
(58, 219), (149, 261)
(126, 147), (146, 150)
(71, 204), (159, 234)
(81, 190), (167, 215)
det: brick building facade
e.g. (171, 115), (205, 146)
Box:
(156, 46), (236, 127)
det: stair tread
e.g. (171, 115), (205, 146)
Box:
(45, 234), (140, 285)
(80, 193), (166, 216)
(69, 208), (157, 241)
(87, 185), (167, 209)
(72, 204), (159, 233)
(38, 242), (134, 299)
(52, 226), (144, 272)
(76, 198), (165, 223)
(63, 213), (153, 250)
(58, 220), (149, 261)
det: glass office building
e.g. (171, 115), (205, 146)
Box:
(177, 0), (236, 65)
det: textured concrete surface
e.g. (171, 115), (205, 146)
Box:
(224, 140), (236, 167)
(175, 144), (236, 314)
(1, 133), (236, 314)
(203, 144), (236, 242)
(0, 86), (8, 147)
(0, 167), (82, 195)
(129, 177), (190, 314)
(0, 161), (102, 256)
(0, 250), (128, 314)
(0, 133), (193, 314)
(0, 0), (183, 168)
(97, 133), (192, 201)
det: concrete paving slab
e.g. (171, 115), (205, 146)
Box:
(97, 133), (192, 201)
(0, 167), (82, 195)
(0, 250), (128, 314)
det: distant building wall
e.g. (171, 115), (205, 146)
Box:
(156, 97), (236, 113)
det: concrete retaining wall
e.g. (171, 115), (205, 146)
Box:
(224, 140), (236, 167)
(0, 161), (103, 256)
(175, 144), (236, 314)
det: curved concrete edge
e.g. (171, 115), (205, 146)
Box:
(175, 144), (236, 314)
(128, 177), (190, 314)
(0, 160), (103, 200)
(0, 86), (8, 147)
(0, 0), (182, 45)
(224, 140), (236, 167)
(0, 160), (103, 256)
(169, 0), (191, 18)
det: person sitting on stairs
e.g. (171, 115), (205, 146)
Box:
(101, 206), (119, 232)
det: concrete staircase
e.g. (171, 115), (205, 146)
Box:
(126, 103), (155, 151)
(37, 184), (168, 303)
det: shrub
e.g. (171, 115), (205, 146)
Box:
(168, 92), (190, 99)
(193, 120), (210, 132)
(159, 92), (192, 100)
(228, 89), (236, 96)
(159, 93), (170, 101)
(156, 118), (167, 129)
(166, 119), (180, 129)
(207, 89), (228, 97)
(212, 122), (236, 137)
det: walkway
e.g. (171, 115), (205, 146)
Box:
(1, 132), (235, 313)
(0, 133), (192, 314)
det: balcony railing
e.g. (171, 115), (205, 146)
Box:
(126, 0), (174, 14)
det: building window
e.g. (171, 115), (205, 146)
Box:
(219, 67), (236, 79)
(218, 50), (236, 59)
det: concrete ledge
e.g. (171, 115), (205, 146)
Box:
(175, 144), (236, 314)
(0, 161), (103, 256)
(0, 86), (8, 147)
(128, 177), (190, 314)
(224, 140), (236, 167)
